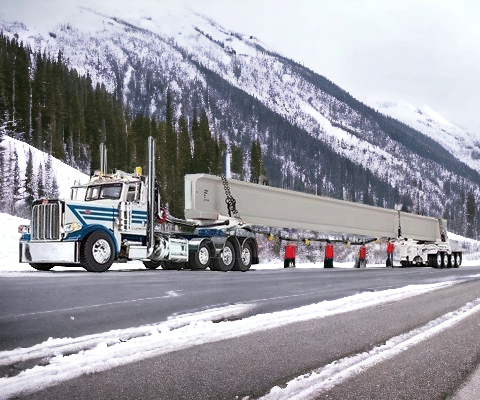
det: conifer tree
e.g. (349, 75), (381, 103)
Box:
(199, 109), (213, 173)
(37, 163), (45, 199)
(466, 191), (476, 238)
(24, 148), (36, 208)
(249, 138), (265, 182)
(191, 108), (202, 173)
(230, 144), (244, 178)
(11, 148), (21, 214)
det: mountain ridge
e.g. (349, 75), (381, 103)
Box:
(1, 3), (479, 237)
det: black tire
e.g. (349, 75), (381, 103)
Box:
(446, 254), (452, 269)
(143, 260), (162, 269)
(213, 241), (236, 272)
(453, 252), (461, 268)
(30, 263), (54, 271)
(80, 231), (115, 272)
(162, 261), (181, 270)
(437, 253), (445, 269)
(235, 242), (253, 272)
(189, 241), (212, 270)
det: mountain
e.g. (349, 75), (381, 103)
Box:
(363, 97), (480, 173)
(1, 3), (479, 237)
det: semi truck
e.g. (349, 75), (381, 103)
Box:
(18, 136), (461, 272)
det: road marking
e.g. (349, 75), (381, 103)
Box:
(0, 292), (182, 320)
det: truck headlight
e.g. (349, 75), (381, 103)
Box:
(18, 225), (30, 234)
(64, 222), (82, 233)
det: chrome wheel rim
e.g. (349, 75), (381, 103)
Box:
(92, 239), (111, 264)
(241, 247), (251, 266)
(222, 246), (234, 265)
(198, 247), (210, 266)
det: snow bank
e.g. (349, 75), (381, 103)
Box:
(0, 280), (463, 399)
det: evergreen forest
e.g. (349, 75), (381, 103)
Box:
(0, 32), (479, 239)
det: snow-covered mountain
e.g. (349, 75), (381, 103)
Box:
(364, 97), (480, 173)
(1, 2), (479, 236)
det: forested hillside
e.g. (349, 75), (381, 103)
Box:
(0, 33), (258, 217)
(1, 14), (479, 239)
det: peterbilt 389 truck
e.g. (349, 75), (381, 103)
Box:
(19, 136), (461, 272)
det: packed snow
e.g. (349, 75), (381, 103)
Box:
(260, 297), (480, 400)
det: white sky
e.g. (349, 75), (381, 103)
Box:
(1, 0), (479, 135)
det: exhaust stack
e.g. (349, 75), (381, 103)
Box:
(147, 136), (156, 256)
(99, 143), (108, 174)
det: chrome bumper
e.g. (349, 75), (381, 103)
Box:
(19, 241), (81, 264)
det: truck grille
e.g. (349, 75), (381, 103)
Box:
(31, 201), (62, 241)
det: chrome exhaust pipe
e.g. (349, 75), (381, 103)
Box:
(99, 143), (107, 175)
(147, 136), (156, 256)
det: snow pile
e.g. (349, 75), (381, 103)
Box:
(0, 280), (462, 399)
(260, 297), (480, 399)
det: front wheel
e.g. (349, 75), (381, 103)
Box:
(30, 263), (54, 271)
(81, 231), (115, 272)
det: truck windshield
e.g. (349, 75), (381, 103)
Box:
(85, 183), (123, 201)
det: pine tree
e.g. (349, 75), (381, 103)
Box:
(37, 163), (45, 199)
(24, 148), (36, 208)
(249, 138), (266, 182)
(230, 144), (244, 179)
(466, 191), (476, 238)
(11, 148), (21, 215)
(45, 153), (54, 197)
(191, 108), (202, 173)
(199, 108), (213, 173)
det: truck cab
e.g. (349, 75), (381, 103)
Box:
(19, 169), (151, 272)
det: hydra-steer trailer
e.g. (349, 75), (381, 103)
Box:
(19, 136), (461, 272)
(185, 174), (461, 269)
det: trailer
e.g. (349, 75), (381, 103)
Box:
(18, 137), (461, 272)
(185, 174), (461, 268)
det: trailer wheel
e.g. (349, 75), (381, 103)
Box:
(30, 263), (54, 271)
(213, 241), (235, 272)
(190, 241), (212, 270)
(235, 242), (253, 272)
(446, 254), (452, 269)
(81, 231), (115, 272)
(453, 253), (461, 268)
(143, 260), (162, 269)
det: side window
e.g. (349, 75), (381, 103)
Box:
(127, 183), (140, 202)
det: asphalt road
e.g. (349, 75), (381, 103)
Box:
(2, 264), (480, 399)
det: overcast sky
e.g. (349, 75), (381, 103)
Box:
(2, 0), (479, 136)
(186, 0), (480, 136)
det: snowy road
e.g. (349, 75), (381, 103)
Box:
(2, 266), (480, 399)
